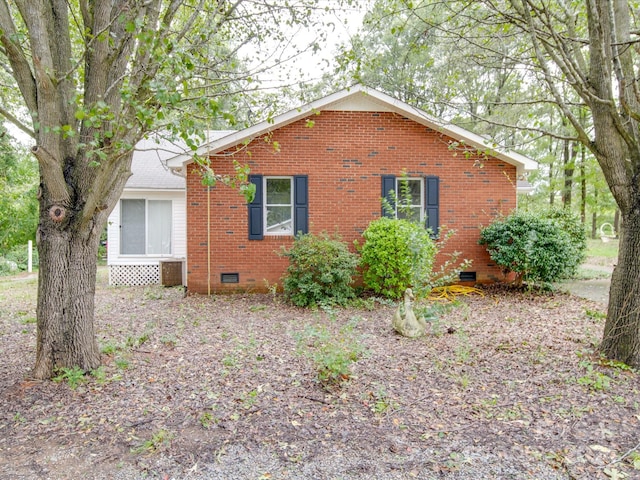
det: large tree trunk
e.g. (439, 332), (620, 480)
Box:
(33, 207), (103, 379)
(601, 208), (640, 366)
(580, 147), (586, 224)
(549, 158), (555, 205)
(582, 0), (640, 367)
(562, 140), (576, 209)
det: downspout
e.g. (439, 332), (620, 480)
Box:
(207, 184), (211, 296)
(206, 128), (212, 296)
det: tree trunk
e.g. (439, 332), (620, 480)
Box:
(580, 146), (586, 224)
(33, 211), (102, 379)
(601, 208), (640, 366)
(33, 184), (108, 379)
(28, 131), (134, 380)
(549, 159), (555, 205)
(562, 140), (575, 208)
(591, 188), (599, 238)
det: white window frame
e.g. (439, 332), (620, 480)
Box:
(395, 177), (424, 222)
(264, 176), (294, 236)
(120, 199), (173, 256)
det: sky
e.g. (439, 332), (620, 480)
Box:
(244, 2), (369, 88)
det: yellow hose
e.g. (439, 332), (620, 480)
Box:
(428, 285), (484, 301)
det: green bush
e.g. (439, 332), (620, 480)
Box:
(281, 232), (359, 307)
(543, 208), (587, 276)
(359, 217), (437, 299)
(479, 209), (587, 285)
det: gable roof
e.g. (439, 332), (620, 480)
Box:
(166, 85), (537, 177)
(127, 132), (234, 190)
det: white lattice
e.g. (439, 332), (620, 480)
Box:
(109, 265), (159, 286)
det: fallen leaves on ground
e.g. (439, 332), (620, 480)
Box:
(0, 275), (638, 479)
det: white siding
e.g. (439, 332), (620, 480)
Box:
(107, 190), (186, 281)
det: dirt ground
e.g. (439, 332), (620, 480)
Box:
(0, 271), (638, 479)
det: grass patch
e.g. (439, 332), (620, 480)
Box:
(131, 429), (174, 455)
(586, 238), (618, 259)
(571, 267), (612, 280)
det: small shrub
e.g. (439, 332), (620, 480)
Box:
(479, 209), (586, 286)
(53, 366), (86, 390)
(426, 227), (472, 288)
(199, 412), (215, 429)
(131, 429), (174, 454)
(359, 217), (437, 299)
(295, 320), (368, 389)
(114, 357), (129, 370)
(100, 340), (121, 355)
(281, 232), (359, 307)
(90, 366), (108, 385)
(367, 384), (399, 415)
(577, 360), (612, 392)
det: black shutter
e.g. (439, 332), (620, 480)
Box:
(425, 176), (440, 236)
(294, 175), (308, 235)
(248, 174), (263, 240)
(381, 175), (396, 218)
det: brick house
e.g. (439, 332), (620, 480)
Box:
(167, 85), (537, 294)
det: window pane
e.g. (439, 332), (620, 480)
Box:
(397, 207), (422, 223)
(398, 179), (422, 205)
(407, 180), (422, 205)
(148, 200), (172, 254)
(121, 199), (145, 254)
(265, 177), (293, 235)
(266, 206), (293, 234)
(396, 178), (423, 221)
(266, 178), (291, 204)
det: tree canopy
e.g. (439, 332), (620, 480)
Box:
(0, 0), (357, 379)
(0, 127), (37, 252)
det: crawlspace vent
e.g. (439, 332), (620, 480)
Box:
(221, 273), (240, 284)
(459, 271), (477, 282)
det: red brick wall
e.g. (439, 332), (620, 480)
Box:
(186, 110), (517, 294)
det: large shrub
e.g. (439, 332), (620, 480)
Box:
(479, 209), (587, 285)
(281, 232), (359, 307)
(359, 217), (437, 299)
(543, 208), (587, 276)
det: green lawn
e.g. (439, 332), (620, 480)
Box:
(586, 238), (619, 259)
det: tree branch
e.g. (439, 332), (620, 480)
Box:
(0, 104), (35, 139)
(31, 145), (70, 206)
(515, 0), (592, 148)
(0, 0), (37, 113)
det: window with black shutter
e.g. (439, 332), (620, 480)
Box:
(380, 174), (440, 236)
(248, 175), (308, 239)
